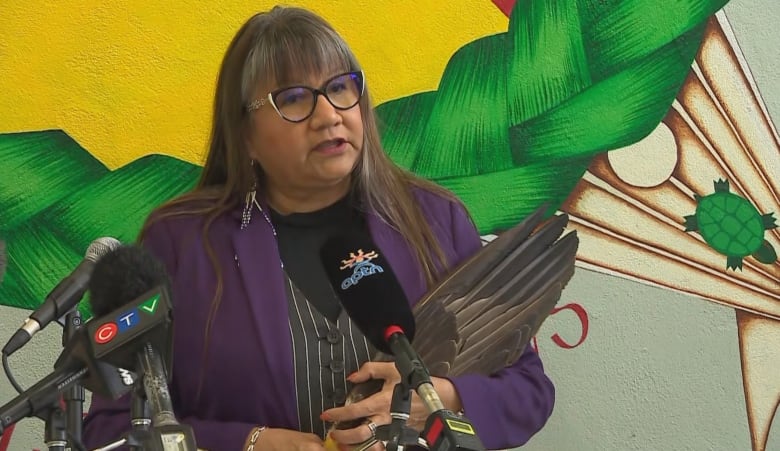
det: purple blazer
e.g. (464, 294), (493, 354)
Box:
(82, 189), (554, 450)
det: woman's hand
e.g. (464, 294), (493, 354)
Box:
(324, 428), (385, 451)
(325, 421), (385, 451)
(247, 427), (326, 451)
(321, 362), (463, 446)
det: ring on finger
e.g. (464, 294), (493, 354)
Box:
(366, 420), (378, 437)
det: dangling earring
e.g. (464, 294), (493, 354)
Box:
(241, 160), (258, 230)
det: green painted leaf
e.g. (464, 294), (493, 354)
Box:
(376, 0), (728, 233)
(411, 33), (513, 178)
(506, 0), (591, 125)
(438, 156), (592, 234)
(0, 131), (107, 231)
(0, 133), (199, 314)
(46, 155), (199, 254)
(509, 24), (706, 164)
(377, 91), (437, 169)
(579, 0), (729, 80)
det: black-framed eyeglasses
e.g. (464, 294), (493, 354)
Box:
(246, 70), (365, 123)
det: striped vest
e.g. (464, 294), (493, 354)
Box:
(282, 273), (377, 438)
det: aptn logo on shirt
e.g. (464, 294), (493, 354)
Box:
(339, 249), (384, 289)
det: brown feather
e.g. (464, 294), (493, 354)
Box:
(335, 205), (579, 430)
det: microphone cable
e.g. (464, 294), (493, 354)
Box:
(2, 352), (23, 394)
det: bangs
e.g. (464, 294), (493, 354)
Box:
(242, 15), (356, 102)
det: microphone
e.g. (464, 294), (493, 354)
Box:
(86, 243), (196, 451)
(0, 311), (139, 435)
(320, 231), (485, 450)
(2, 237), (121, 356)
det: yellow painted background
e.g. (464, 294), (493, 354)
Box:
(0, 1), (507, 169)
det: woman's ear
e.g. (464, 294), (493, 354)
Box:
(244, 127), (259, 161)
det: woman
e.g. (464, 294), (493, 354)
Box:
(82, 5), (555, 451)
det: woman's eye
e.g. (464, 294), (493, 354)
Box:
(278, 88), (307, 105)
(329, 82), (347, 93)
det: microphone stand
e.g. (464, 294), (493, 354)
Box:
(376, 382), (418, 451)
(384, 332), (486, 451)
(90, 380), (153, 451)
(62, 309), (85, 449)
(129, 379), (153, 450)
(37, 308), (85, 451)
(42, 405), (67, 451)
(138, 345), (197, 451)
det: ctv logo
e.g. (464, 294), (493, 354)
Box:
(93, 294), (161, 345)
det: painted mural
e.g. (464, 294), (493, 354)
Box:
(557, 13), (779, 449)
(1, 0), (777, 449)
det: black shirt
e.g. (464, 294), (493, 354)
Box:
(270, 194), (366, 323)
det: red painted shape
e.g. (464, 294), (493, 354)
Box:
(549, 303), (590, 349)
(0, 423), (15, 451)
(491, 0), (517, 17)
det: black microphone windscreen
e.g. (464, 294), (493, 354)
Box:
(320, 230), (416, 354)
(88, 244), (169, 317)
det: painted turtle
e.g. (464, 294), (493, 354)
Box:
(684, 179), (778, 270)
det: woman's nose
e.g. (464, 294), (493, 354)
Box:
(309, 93), (342, 128)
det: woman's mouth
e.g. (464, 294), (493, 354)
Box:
(313, 138), (348, 155)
